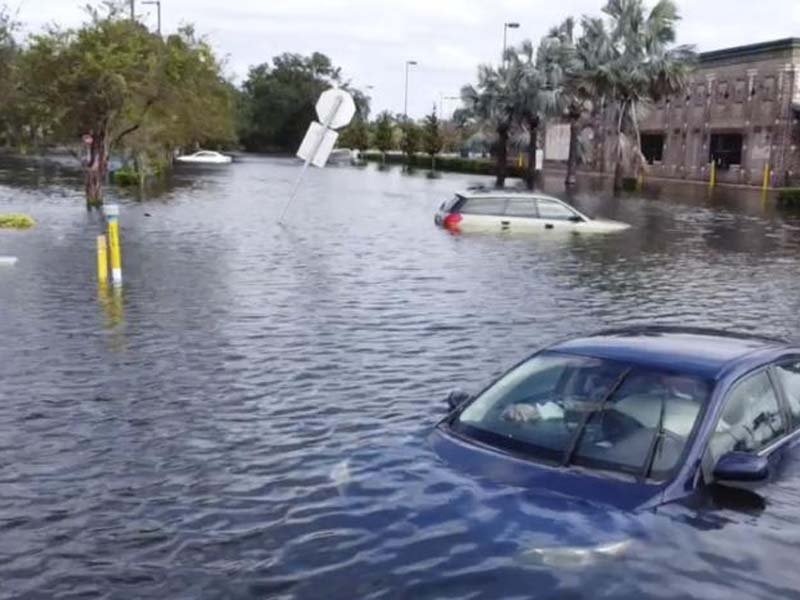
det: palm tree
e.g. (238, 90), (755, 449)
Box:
(582, 0), (695, 190)
(461, 65), (516, 188)
(506, 40), (562, 190)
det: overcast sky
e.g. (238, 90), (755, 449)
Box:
(16, 0), (800, 119)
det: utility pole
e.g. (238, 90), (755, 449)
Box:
(130, 0), (135, 20)
(143, 0), (162, 35)
(503, 22), (520, 65)
(403, 60), (418, 120)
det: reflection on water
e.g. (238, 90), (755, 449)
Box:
(2, 156), (800, 598)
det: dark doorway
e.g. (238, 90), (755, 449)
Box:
(710, 133), (743, 169)
(641, 134), (665, 164)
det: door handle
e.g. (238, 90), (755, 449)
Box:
(501, 221), (511, 228)
(545, 224), (554, 230)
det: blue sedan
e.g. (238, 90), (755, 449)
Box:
(431, 326), (800, 565)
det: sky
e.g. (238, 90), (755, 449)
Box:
(15, 0), (800, 119)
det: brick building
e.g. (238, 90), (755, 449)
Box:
(636, 38), (800, 187)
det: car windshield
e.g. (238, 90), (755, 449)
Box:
(454, 352), (710, 481)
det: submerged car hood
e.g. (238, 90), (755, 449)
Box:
(427, 426), (657, 557)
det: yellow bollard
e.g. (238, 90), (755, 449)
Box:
(97, 235), (108, 284)
(517, 153), (524, 169)
(762, 163), (771, 192)
(637, 173), (644, 192)
(105, 204), (123, 286)
(709, 161), (717, 190)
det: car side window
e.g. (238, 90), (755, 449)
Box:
(774, 362), (800, 424)
(536, 199), (578, 221)
(459, 198), (506, 216)
(505, 198), (538, 218)
(709, 372), (787, 463)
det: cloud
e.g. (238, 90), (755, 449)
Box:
(14, 0), (800, 118)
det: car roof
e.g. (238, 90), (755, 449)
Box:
(456, 188), (560, 201)
(549, 326), (790, 379)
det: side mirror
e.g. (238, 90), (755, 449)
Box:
(446, 389), (472, 411)
(713, 452), (769, 483)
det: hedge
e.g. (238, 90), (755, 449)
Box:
(778, 188), (800, 205)
(361, 151), (526, 178)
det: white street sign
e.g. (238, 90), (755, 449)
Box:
(296, 122), (339, 168)
(315, 88), (356, 130)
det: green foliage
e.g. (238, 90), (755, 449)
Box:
(9, 4), (235, 204)
(400, 120), (420, 162)
(238, 52), (369, 153)
(778, 189), (800, 205)
(338, 116), (369, 152)
(361, 151), (525, 178)
(422, 108), (443, 159)
(0, 213), (35, 229)
(373, 111), (395, 156)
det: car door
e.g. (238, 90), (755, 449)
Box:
(502, 197), (540, 232)
(457, 197), (509, 232)
(705, 369), (790, 485)
(535, 198), (583, 232)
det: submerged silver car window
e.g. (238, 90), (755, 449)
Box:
(455, 352), (709, 480)
(505, 198), (538, 218)
(459, 197), (507, 216)
(537, 199), (577, 221)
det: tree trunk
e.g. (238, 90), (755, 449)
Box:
(495, 126), (509, 188)
(526, 117), (539, 190)
(612, 100), (627, 193)
(565, 116), (579, 187)
(84, 127), (109, 208)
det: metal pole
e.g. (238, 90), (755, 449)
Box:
(156, 1), (161, 35)
(404, 63), (410, 119)
(503, 24), (508, 63)
(279, 96), (344, 224)
(130, 0), (135, 20)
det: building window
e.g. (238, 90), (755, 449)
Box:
(641, 134), (665, 164)
(710, 133), (743, 169)
(716, 81), (729, 102)
(695, 85), (706, 106)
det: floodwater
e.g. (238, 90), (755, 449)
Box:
(2, 155), (800, 599)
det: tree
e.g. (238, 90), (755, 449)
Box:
(238, 52), (369, 154)
(422, 106), (443, 170)
(461, 65), (517, 188)
(18, 4), (235, 205)
(506, 41), (561, 190)
(400, 119), (420, 167)
(338, 116), (369, 154)
(373, 111), (394, 164)
(581, 0), (695, 190)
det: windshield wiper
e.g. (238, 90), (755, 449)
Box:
(640, 388), (668, 483)
(561, 368), (631, 467)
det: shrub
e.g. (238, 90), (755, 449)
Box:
(0, 214), (36, 229)
(778, 188), (800, 205)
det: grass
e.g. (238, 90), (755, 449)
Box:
(362, 151), (527, 178)
(0, 214), (35, 229)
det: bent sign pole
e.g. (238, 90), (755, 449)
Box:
(278, 88), (357, 224)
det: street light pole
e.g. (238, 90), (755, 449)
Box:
(503, 22), (520, 64)
(143, 0), (161, 35)
(130, 0), (135, 19)
(404, 60), (418, 120)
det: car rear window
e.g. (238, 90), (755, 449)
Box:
(441, 195), (464, 212)
(459, 197), (507, 216)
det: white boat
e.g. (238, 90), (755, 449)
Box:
(328, 148), (359, 166)
(175, 151), (232, 165)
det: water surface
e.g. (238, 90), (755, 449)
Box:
(2, 156), (800, 599)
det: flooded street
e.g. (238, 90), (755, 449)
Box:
(2, 155), (800, 598)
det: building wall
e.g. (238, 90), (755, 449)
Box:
(635, 40), (800, 187)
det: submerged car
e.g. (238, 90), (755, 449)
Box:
(432, 327), (800, 562)
(434, 190), (630, 234)
(175, 150), (232, 164)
